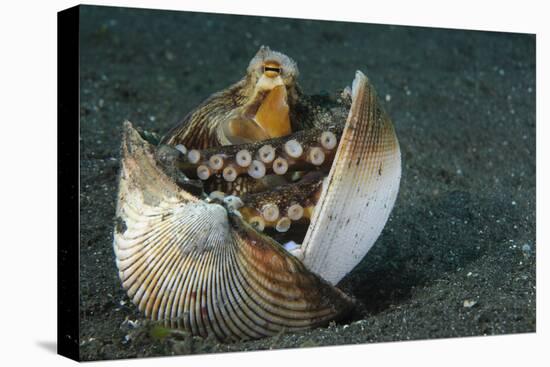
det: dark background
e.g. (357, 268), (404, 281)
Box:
(78, 5), (535, 360)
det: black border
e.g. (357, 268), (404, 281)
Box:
(57, 5), (80, 361)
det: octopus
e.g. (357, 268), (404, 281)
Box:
(113, 46), (401, 342)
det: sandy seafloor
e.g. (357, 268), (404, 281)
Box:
(78, 5), (536, 361)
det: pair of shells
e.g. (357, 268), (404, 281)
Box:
(113, 71), (401, 341)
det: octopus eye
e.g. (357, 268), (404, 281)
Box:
(263, 61), (282, 78)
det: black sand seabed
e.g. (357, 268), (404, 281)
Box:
(78, 5), (536, 360)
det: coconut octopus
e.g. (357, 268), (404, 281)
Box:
(113, 46), (401, 342)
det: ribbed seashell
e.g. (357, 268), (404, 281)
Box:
(301, 71), (401, 284)
(114, 122), (354, 342)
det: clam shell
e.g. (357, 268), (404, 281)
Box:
(114, 122), (354, 341)
(301, 71), (401, 285)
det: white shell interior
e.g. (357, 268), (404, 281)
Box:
(301, 71), (402, 285)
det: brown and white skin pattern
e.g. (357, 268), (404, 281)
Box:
(300, 71), (401, 285)
(114, 122), (354, 341)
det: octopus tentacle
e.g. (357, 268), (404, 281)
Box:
(189, 170), (324, 234)
(237, 176), (324, 232)
(171, 127), (343, 182)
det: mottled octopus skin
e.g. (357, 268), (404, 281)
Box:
(161, 46), (307, 149)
